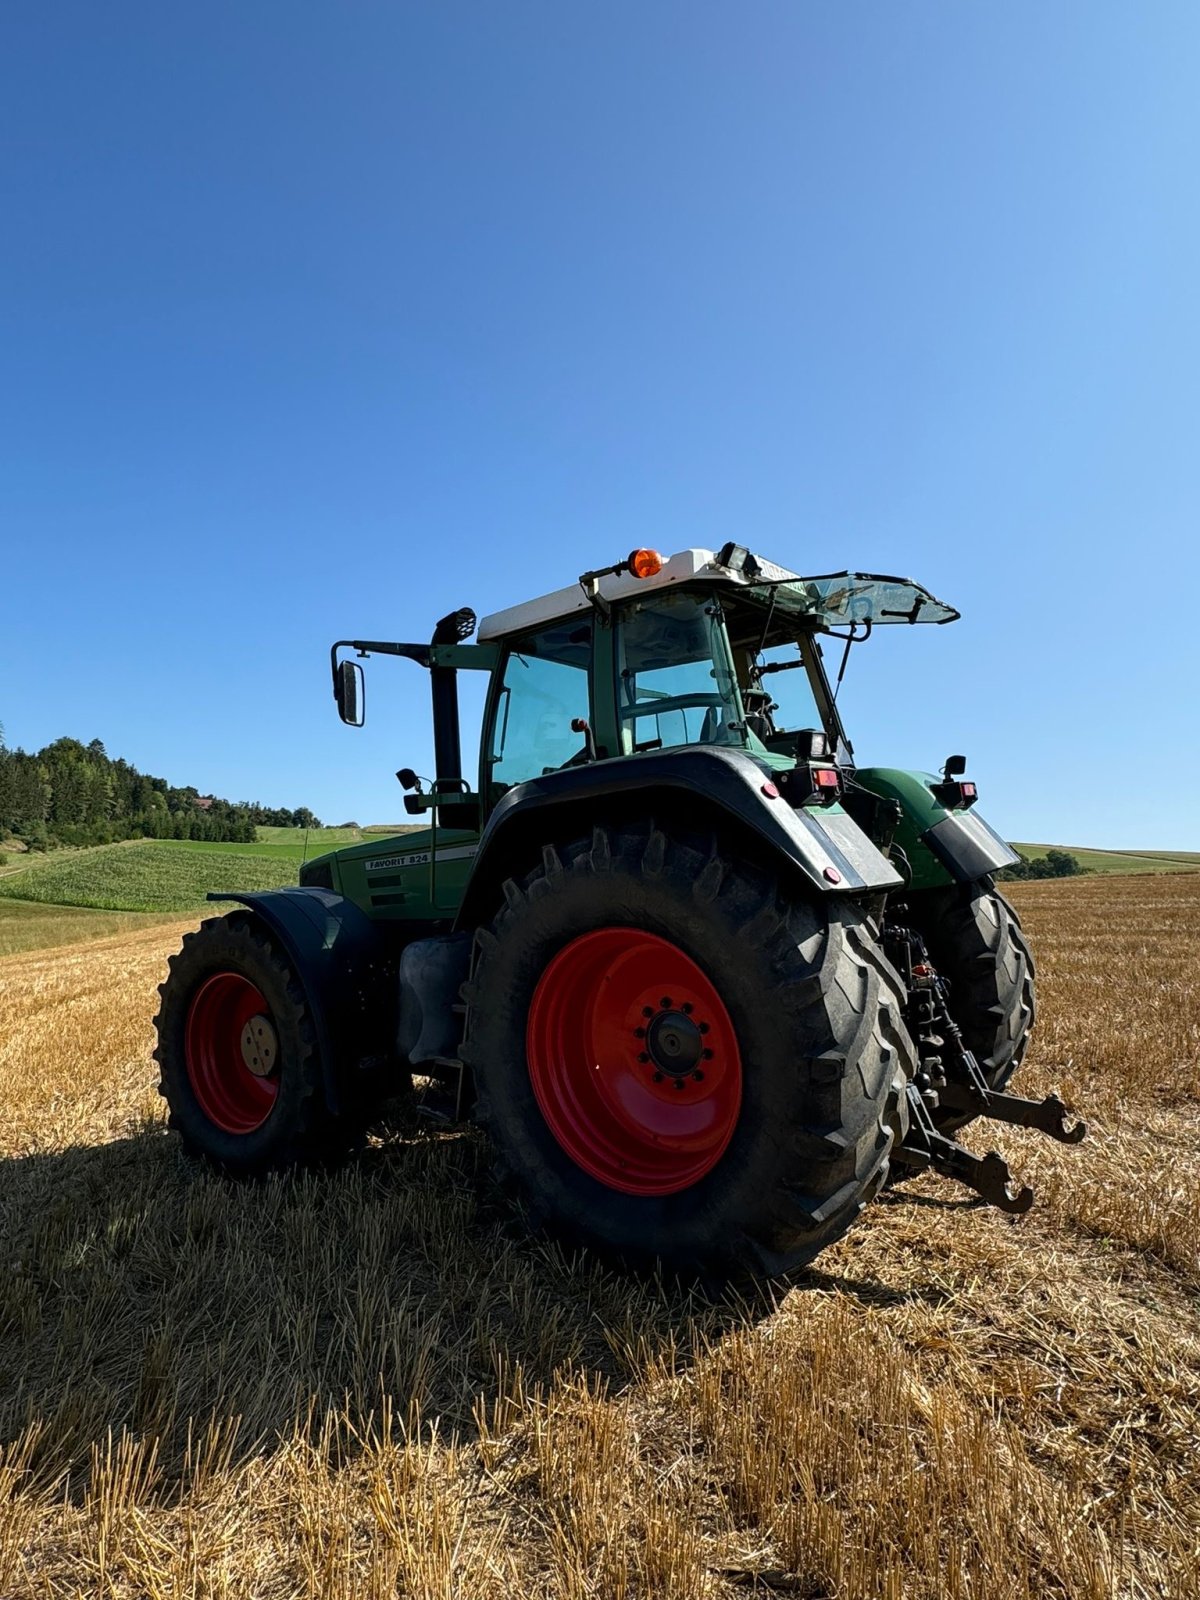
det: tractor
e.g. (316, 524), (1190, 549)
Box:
(154, 544), (1084, 1285)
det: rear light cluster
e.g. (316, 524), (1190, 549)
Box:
(936, 779), (977, 810)
(780, 763), (841, 808)
(758, 732), (842, 810)
(932, 755), (978, 811)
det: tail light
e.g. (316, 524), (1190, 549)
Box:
(933, 777), (978, 810)
(785, 763), (841, 808)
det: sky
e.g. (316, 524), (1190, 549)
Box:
(2, 3), (1197, 848)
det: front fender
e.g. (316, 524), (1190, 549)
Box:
(852, 768), (1019, 890)
(457, 746), (902, 929)
(207, 887), (388, 1116)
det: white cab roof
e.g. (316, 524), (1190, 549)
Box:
(476, 547), (800, 642)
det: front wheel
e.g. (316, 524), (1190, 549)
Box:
(461, 824), (914, 1286)
(153, 913), (351, 1173)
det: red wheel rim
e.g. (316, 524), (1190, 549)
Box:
(526, 927), (742, 1197)
(184, 971), (280, 1135)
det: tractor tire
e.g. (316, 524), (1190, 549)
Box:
(460, 823), (914, 1286)
(153, 912), (352, 1174)
(906, 880), (1036, 1135)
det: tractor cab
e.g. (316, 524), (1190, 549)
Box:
(475, 544), (961, 790)
(317, 544), (999, 917)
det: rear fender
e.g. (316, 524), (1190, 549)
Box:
(851, 768), (1019, 890)
(456, 746), (902, 930)
(207, 887), (389, 1116)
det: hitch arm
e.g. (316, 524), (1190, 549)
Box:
(938, 1082), (1086, 1144)
(894, 1085), (1035, 1214)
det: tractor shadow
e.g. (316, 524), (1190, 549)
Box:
(0, 1111), (936, 1494)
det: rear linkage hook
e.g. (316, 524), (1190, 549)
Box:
(937, 1081), (1087, 1145)
(893, 1084), (1035, 1214)
(887, 919), (1086, 1214)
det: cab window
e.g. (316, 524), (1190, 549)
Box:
(615, 592), (746, 754)
(487, 619), (593, 797)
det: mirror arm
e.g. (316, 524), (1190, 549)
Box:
(329, 639), (431, 682)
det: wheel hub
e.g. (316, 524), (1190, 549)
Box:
(239, 1014), (278, 1077)
(184, 971), (280, 1135)
(644, 1007), (703, 1076)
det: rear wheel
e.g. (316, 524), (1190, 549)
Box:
(154, 913), (350, 1173)
(462, 823), (914, 1286)
(906, 880), (1036, 1134)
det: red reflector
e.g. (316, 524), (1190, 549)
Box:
(761, 781), (780, 799)
(961, 782), (977, 798)
(813, 768), (839, 788)
(823, 866), (842, 883)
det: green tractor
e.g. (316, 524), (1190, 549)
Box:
(154, 545), (1083, 1284)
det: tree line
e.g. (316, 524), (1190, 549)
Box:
(996, 848), (1088, 881)
(0, 733), (321, 850)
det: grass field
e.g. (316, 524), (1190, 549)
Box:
(0, 828), (430, 930)
(0, 826), (1192, 943)
(0, 828), (428, 924)
(1013, 842), (1200, 875)
(0, 873), (1198, 1595)
(0, 841), (299, 914)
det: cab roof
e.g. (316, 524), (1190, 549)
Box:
(476, 547), (959, 642)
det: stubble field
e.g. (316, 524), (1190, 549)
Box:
(0, 873), (1197, 1597)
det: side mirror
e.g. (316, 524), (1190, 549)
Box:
(335, 659), (365, 726)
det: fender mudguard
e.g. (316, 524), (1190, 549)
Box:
(207, 886), (388, 1116)
(852, 767), (1019, 891)
(456, 746), (901, 929)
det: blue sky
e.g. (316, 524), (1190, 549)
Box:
(2, 3), (1197, 847)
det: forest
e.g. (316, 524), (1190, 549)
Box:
(0, 733), (320, 848)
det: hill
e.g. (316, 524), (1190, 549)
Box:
(0, 826), (426, 937)
(0, 840), (298, 913)
(1012, 842), (1200, 876)
(0, 832), (1193, 917)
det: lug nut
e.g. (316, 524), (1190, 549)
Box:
(634, 1026), (646, 1038)
(693, 1070), (705, 1082)
(653, 1072), (664, 1083)
(698, 1022), (710, 1035)
(702, 1048), (714, 1061)
(673, 1078), (685, 1090)
(638, 1053), (650, 1064)
(681, 1002), (693, 1014)
(642, 1006), (654, 1018)
(661, 997), (673, 1009)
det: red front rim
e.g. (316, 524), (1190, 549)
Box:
(184, 971), (280, 1135)
(526, 927), (742, 1197)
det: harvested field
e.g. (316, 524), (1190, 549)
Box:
(0, 876), (1197, 1597)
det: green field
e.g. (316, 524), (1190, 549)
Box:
(1013, 843), (1200, 876)
(0, 825), (427, 921)
(253, 825), (372, 851)
(0, 826), (1193, 958)
(0, 841), (300, 913)
(168, 825), (424, 862)
(0, 827), (428, 953)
